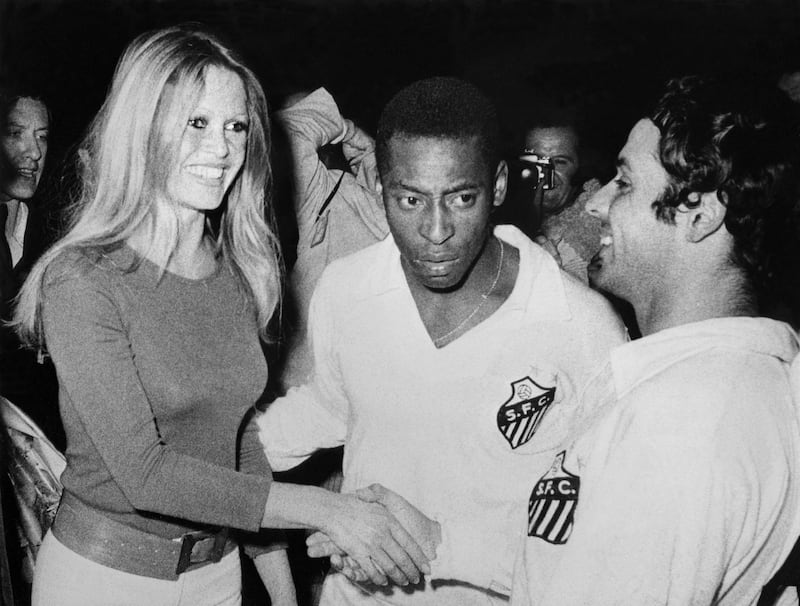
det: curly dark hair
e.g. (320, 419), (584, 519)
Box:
(649, 75), (800, 312)
(375, 76), (500, 179)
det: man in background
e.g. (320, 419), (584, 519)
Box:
(274, 89), (388, 391)
(509, 116), (602, 283)
(0, 84), (60, 448)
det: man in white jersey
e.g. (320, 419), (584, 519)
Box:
(259, 77), (625, 605)
(512, 75), (800, 605)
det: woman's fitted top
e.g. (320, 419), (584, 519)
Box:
(40, 246), (273, 540)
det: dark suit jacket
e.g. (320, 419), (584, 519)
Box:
(0, 201), (61, 445)
(0, 201), (50, 329)
(0, 200), (60, 605)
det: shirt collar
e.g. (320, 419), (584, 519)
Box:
(610, 316), (800, 398)
(363, 234), (405, 297)
(495, 224), (572, 322)
(363, 225), (572, 323)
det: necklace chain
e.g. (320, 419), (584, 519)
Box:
(433, 238), (505, 346)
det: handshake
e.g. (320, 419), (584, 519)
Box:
(306, 483), (442, 587)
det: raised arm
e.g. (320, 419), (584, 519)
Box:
(274, 88), (353, 223)
(274, 88), (385, 245)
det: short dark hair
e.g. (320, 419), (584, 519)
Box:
(375, 77), (500, 177)
(0, 82), (52, 129)
(650, 75), (800, 309)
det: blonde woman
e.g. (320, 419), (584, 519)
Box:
(15, 25), (429, 606)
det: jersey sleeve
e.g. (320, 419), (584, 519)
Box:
(274, 88), (350, 227)
(41, 266), (271, 532)
(258, 271), (349, 471)
(430, 514), (521, 595)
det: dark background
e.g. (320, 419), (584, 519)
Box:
(2, 0), (799, 170)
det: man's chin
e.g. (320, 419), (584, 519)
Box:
(3, 184), (37, 201)
(420, 274), (463, 293)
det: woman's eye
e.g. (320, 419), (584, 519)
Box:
(225, 121), (248, 133)
(188, 117), (207, 129)
(614, 178), (630, 191)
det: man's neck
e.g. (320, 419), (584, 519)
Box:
(634, 264), (755, 336)
(405, 235), (520, 346)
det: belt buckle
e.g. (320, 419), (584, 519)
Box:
(175, 528), (228, 575)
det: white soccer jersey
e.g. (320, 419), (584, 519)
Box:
(260, 225), (626, 605)
(512, 317), (800, 606)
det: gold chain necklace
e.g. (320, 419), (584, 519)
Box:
(433, 238), (505, 346)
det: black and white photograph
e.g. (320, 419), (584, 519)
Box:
(1, 1), (800, 605)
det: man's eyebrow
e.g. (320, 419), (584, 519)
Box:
(386, 180), (424, 193)
(615, 157), (630, 170)
(388, 180), (480, 193)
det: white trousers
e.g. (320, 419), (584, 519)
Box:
(32, 530), (242, 606)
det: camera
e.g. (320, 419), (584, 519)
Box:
(518, 151), (555, 190)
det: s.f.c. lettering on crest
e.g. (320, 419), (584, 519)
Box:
(528, 450), (579, 545)
(496, 376), (556, 449)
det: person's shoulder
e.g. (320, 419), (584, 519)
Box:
(560, 270), (613, 312)
(501, 224), (626, 338)
(314, 237), (391, 300)
(560, 271), (627, 337)
(621, 345), (775, 436)
(43, 245), (129, 296)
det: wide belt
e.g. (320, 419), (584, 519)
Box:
(52, 492), (235, 580)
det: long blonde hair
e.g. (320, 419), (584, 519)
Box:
(14, 25), (282, 345)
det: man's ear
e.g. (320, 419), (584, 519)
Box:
(493, 160), (508, 208)
(681, 190), (727, 243)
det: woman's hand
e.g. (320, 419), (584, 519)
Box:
(306, 484), (440, 587)
(261, 482), (430, 587)
(318, 491), (430, 586)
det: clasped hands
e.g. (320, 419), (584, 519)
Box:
(308, 484), (441, 587)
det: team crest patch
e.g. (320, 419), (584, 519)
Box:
(496, 376), (556, 449)
(528, 451), (579, 544)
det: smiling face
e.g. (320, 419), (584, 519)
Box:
(165, 66), (248, 215)
(524, 126), (579, 214)
(585, 119), (678, 302)
(0, 97), (49, 202)
(379, 134), (506, 291)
